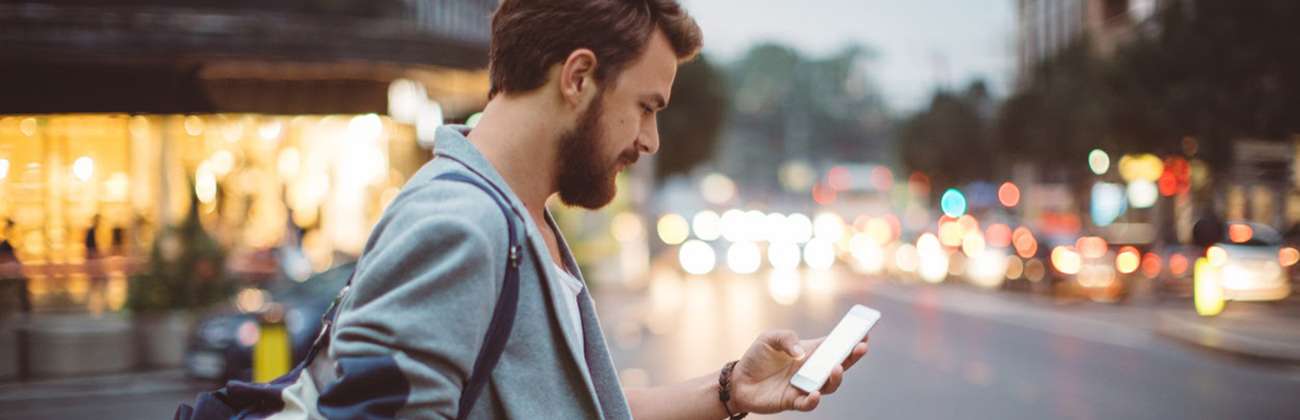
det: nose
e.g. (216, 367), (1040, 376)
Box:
(639, 121), (660, 155)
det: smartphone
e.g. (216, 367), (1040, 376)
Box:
(789, 304), (880, 394)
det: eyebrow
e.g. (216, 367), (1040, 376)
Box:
(643, 93), (668, 110)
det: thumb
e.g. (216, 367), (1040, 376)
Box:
(763, 330), (805, 360)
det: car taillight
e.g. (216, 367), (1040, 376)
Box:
(1281, 247), (1299, 267)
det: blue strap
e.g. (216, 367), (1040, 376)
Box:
(430, 171), (523, 420)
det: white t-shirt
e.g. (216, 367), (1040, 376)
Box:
(553, 263), (586, 360)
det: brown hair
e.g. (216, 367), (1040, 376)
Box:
(487, 0), (703, 99)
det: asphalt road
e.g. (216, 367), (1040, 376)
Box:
(598, 268), (1300, 419)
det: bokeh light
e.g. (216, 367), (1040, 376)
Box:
(1024, 259), (1047, 282)
(895, 244), (919, 273)
(726, 241), (762, 274)
(1116, 246), (1140, 274)
(700, 173), (738, 205)
(1281, 247), (1300, 267)
(941, 188), (967, 218)
(813, 212), (846, 242)
(1005, 255), (1025, 279)
(767, 269), (801, 306)
(785, 213), (814, 244)
(691, 211), (722, 241)
(1088, 149), (1110, 175)
(1051, 246), (1082, 275)
(678, 240), (716, 275)
(997, 182), (1020, 207)
(657, 213), (690, 245)
(986, 224), (1012, 248)
(849, 234), (885, 274)
(768, 241), (802, 270)
(917, 233), (949, 283)
(803, 239), (837, 271)
(961, 232), (986, 257)
(1169, 254), (1190, 276)
(1012, 227), (1038, 258)
(1127, 180), (1159, 208)
(1141, 252), (1162, 279)
(968, 249), (1008, 289)
(1076, 236), (1108, 259)
(1228, 223), (1253, 244)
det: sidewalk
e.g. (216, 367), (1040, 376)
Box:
(0, 369), (209, 419)
(1154, 298), (1300, 363)
(0, 369), (201, 402)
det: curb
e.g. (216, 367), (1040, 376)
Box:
(1154, 312), (1300, 363)
(0, 369), (205, 403)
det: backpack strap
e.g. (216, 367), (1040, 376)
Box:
(432, 171), (524, 420)
(429, 153), (529, 419)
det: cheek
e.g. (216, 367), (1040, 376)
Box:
(603, 110), (639, 150)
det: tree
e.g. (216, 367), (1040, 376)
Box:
(900, 81), (997, 193)
(655, 55), (729, 181)
(1111, 0), (1300, 171)
(993, 40), (1118, 182)
(717, 43), (891, 192)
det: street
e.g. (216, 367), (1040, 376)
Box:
(598, 267), (1300, 420)
(4, 268), (1299, 419)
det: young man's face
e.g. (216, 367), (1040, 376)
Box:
(556, 29), (678, 209)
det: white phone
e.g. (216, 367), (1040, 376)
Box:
(789, 304), (880, 394)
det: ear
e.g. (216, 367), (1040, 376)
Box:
(559, 48), (599, 109)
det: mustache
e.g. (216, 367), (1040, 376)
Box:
(618, 149), (640, 167)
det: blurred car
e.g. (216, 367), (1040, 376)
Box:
(1150, 243), (1200, 299)
(1204, 222), (1291, 302)
(1071, 248), (1124, 303)
(184, 262), (355, 382)
(1043, 236), (1124, 302)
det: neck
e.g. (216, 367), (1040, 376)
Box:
(465, 94), (563, 222)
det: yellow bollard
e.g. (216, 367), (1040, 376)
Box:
(252, 306), (292, 382)
(1193, 257), (1225, 317)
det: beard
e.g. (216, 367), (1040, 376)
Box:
(555, 94), (638, 209)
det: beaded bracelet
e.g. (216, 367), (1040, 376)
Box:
(718, 360), (748, 419)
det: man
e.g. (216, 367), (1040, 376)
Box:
(316, 1), (870, 418)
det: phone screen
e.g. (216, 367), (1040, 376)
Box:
(792, 305), (879, 392)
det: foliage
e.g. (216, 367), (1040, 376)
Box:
(126, 196), (233, 313)
(656, 56), (730, 180)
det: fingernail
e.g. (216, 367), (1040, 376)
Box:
(792, 345), (805, 358)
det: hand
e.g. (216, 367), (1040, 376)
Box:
(727, 330), (870, 414)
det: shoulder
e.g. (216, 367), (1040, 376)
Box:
(375, 160), (514, 247)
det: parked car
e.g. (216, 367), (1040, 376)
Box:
(1204, 222), (1291, 302)
(184, 262), (354, 382)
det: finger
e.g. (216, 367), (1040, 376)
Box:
(842, 342), (869, 370)
(792, 391), (821, 412)
(762, 330), (805, 359)
(820, 365), (845, 395)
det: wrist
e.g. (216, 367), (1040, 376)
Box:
(717, 360), (748, 419)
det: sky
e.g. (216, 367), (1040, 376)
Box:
(678, 0), (1017, 113)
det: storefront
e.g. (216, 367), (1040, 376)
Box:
(0, 1), (495, 315)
